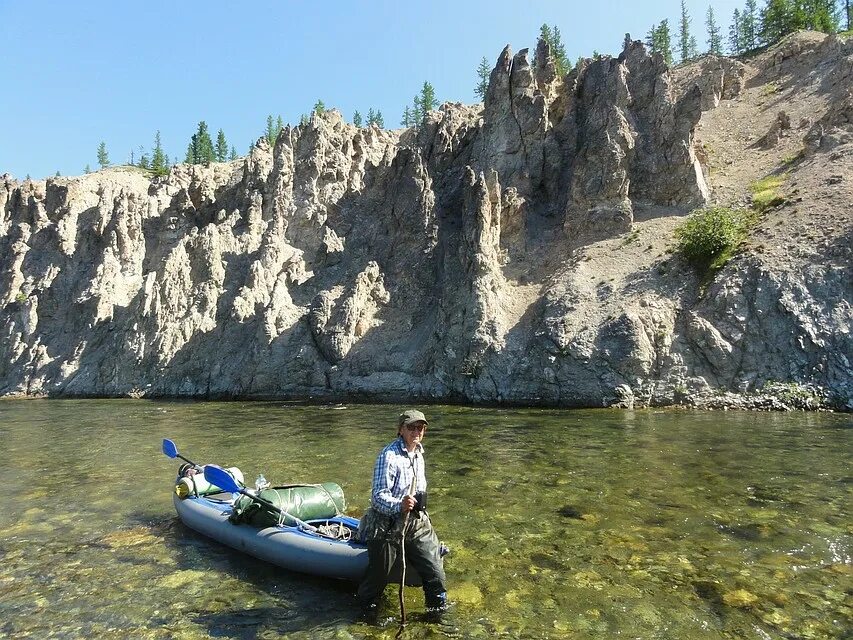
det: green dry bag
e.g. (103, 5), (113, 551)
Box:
(230, 483), (346, 528)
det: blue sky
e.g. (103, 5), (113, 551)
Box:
(1, 0), (744, 179)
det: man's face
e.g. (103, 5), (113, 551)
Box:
(399, 421), (427, 449)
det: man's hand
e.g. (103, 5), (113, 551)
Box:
(401, 494), (417, 514)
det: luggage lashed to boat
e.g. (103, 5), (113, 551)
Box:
(162, 439), (430, 584)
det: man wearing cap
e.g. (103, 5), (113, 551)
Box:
(357, 409), (448, 613)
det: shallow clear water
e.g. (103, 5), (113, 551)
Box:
(0, 401), (850, 639)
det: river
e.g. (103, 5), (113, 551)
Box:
(0, 400), (850, 639)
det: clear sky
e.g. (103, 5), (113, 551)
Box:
(1, 0), (744, 180)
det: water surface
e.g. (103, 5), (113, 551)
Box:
(0, 401), (850, 639)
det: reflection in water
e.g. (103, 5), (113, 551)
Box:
(0, 400), (850, 639)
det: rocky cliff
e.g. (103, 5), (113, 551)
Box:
(2, 32), (851, 409)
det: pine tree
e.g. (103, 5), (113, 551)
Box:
(845, 0), (851, 30)
(130, 149), (135, 166)
(646, 23), (658, 51)
(353, 110), (362, 127)
(401, 105), (412, 127)
(265, 115), (276, 145)
(411, 94), (423, 125)
(656, 19), (674, 64)
(772, 0), (839, 39)
(276, 116), (284, 135)
(475, 56), (490, 100)
(760, 0), (794, 44)
(791, 0), (808, 30)
(55, 171), (60, 177)
(313, 99), (326, 115)
(729, 9), (743, 55)
(215, 129), (228, 162)
(551, 26), (569, 74)
(229, 145), (238, 161)
(539, 24), (554, 53)
(679, 0), (693, 62)
(706, 5), (723, 54)
(374, 110), (385, 128)
(184, 122), (215, 164)
(689, 34), (699, 58)
(194, 121), (214, 164)
(646, 22), (671, 62)
(742, 0), (759, 50)
(807, 0), (840, 32)
(535, 24), (568, 75)
(97, 141), (110, 168)
(139, 153), (150, 169)
(152, 131), (168, 176)
(419, 81), (437, 116)
(366, 107), (376, 126)
(84, 164), (91, 174)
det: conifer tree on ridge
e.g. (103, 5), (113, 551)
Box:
(97, 141), (110, 168)
(475, 56), (490, 100)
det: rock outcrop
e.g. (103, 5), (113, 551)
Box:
(1, 33), (851, 409)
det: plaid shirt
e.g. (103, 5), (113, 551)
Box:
(370, 436), (427, 515)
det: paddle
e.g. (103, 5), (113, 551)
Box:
(162, 438), (201, 469)
(203, 464), (319, 533)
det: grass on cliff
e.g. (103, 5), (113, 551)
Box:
(750, 174), (786, 212)
(675, 206), (754, 273)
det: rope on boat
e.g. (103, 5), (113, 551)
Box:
(264, 487), (351, 540)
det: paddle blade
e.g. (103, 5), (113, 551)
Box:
(162, 439), (179, 459)
(204, 464), (241, 494)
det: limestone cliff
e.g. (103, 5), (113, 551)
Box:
(2, 32), (851, 409)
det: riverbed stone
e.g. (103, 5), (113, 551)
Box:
(452, 581), (484, 606)
(722, 588), (759, 608)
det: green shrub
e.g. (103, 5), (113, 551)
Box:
(760, 81), (780, 96)
(675, 206), (750, 271)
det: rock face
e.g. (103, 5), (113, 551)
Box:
(1, 34), (851, 409)
(673, 55), (747, 111)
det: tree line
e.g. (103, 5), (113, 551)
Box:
(85, 0), (852, 176)
(646, 0), (848, 63)
(90, 88), (443, 174)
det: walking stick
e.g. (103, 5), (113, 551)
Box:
(397, 474), (418, 632)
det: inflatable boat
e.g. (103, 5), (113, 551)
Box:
(163, 439), (426, 583)
(172, 490), (371, 581)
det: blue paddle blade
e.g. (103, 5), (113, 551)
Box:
(162, 439), (179, 459)
(204, 464), (241, 494)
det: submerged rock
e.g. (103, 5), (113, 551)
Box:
(557, 505), (583, 519)
(722, 588), (759, 608)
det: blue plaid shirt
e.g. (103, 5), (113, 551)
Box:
(370, 436), (427, 515)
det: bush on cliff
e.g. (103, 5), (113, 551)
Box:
(675, 206), (750, 271)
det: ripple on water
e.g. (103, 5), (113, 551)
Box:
(0, 401), (850, 639)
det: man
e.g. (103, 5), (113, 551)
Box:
(357, 409), (448, 613)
